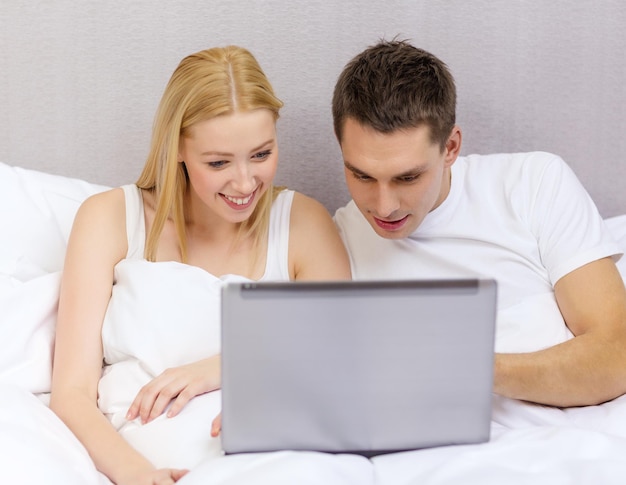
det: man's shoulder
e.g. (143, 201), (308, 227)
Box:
(462, 151), (564, 168)
(333, 200), (366, 233)
(460, 151), (568, 187)
(334, 199), (359, 219)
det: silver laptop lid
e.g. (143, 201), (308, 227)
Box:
(221, 279), (497, 456)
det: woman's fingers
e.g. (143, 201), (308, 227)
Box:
(127, 359), (220, 424)
(211, 412), (222, 437)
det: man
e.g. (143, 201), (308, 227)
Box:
(332, 39), (626, 407)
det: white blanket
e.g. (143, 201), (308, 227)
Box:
(2, 161), (626, 484)
(4, 384), (626, 484)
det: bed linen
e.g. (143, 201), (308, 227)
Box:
(2, 161), (626, 484)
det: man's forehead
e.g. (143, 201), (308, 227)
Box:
(342, 119), (438, 151)
(340, 119), (442, 175)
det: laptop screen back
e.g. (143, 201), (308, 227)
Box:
(220, 279), (497, 456)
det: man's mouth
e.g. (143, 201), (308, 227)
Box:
(373, 215), (409, 231)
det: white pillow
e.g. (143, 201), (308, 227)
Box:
(0, 385), (108, 484)
(0, 272), (61, 394)
(0, 162), (109, 280)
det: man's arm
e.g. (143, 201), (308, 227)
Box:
(493, 256), (626, 407)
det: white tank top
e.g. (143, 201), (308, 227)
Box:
(120, 183), (293, 279)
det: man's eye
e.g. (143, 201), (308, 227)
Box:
(353, 172), (372, 182)
(399, 175), (419, 183)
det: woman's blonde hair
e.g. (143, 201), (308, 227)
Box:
(136, 46), (283, 262)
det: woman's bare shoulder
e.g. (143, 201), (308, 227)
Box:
(69, 187), (129, 261)
(288, 191), (351, 280)
(75, 186), (134, 224)
(289, 191), (333, 224)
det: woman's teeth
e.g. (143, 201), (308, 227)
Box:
(224, 193), (253, 205)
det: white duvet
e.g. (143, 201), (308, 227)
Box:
(4, 385), (626, 484)
(2, 161), (626, 484)
(99, 258), (230, 470)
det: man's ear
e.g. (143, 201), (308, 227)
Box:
(444, 126), (462, 167)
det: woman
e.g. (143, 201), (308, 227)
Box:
(50, 46), (351, 485)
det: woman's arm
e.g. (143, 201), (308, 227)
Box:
(288, 192), (352, 281)
(49, 189), (187, 485)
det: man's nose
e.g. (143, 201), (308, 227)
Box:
(374, 185), (400, 218)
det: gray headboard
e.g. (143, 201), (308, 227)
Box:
(1, 1), (624, 217)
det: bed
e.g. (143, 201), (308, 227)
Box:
(2, 2), (626, 482)
(2, 160), (626, 484)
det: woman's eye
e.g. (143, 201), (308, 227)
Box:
(208, 160), (227, 168)
(252, 150), (271, 160)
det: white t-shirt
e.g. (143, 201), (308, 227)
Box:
(334, 152), (622, 353)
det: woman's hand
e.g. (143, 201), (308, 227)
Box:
(127, 355), (220, 424)
(211, 412), (222, 437)
(119, 468), (189, 485)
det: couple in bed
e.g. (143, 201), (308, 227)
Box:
(50, 40), (626, 484)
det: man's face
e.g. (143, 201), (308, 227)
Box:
(340, 118), (460, 239)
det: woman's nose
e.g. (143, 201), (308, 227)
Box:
(232, 163), (256, 194)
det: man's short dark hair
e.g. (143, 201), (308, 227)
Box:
(332, 39), (456, 151)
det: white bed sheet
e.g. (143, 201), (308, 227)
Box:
(2, 161), (626, 484)
(5, 385), (626, 484)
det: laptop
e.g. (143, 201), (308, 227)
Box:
(220, 278), (497, 456)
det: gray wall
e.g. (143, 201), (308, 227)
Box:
(1, 1), (625, 216)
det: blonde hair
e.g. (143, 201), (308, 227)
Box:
(136, 46), (284, 262)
